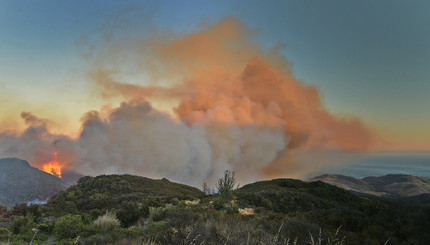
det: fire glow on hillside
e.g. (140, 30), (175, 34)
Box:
(41, 152), (62, 178)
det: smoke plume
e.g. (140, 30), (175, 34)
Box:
(0, 18), (375, 186)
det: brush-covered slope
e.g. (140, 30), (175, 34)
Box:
(310, 174), (430, 197)
(235, 178), (430, 243)
(363, 174), (430, 197)
(236, 178), (361, 213)
(0, 158), (68, 208)
(5, 175), (429, 244)
(47, 174), (204, 214)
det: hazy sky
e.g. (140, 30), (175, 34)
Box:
(0, 0), (429, 150)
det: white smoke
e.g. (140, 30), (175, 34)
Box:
(72, 101), (287, 186)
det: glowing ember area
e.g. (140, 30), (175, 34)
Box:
(41, 152), (63, 178)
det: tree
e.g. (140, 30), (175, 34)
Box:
(216, 170), (237, 200)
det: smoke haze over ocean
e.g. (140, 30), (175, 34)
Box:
(308, 152), (430, 179)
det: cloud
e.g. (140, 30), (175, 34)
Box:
(0, 18), (376, 186)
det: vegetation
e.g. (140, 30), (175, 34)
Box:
(0, 173), (429, 244)
(216, 170), (237, 200)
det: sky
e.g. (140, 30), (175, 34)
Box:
(0, 0), (429, 154)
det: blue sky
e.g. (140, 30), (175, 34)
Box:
(0, 0), (429, 148)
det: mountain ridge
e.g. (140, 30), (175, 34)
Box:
(310, 173), (430, 197)
(0, 157), (69, 208)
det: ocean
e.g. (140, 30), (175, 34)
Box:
(307, 151), (430, 179)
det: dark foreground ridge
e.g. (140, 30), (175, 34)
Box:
(1, 173), (429, 244)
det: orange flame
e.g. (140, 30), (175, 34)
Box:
(41, 152), (63, 178)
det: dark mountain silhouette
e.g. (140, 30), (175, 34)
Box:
(0, 158), (69, 208)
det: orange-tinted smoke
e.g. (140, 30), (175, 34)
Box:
(91, 18), (375, 152)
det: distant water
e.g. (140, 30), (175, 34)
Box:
(307, 152), (430, 179)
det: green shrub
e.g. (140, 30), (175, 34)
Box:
(11, 214), (36, 235)
(53, 214), (83, 240)
(226, 206), (239, 215)
(178, 201), (186, 208)
(212, 211), (222, 220)
(140, 202), (150, 217)
(116, 201), (141, 227)
(151, 207), (167, 222)
(28, 205), (41, 219)
(148, 197), (164, 208)
(37, 222), (53, 234)
(0, 227), (10, 241)
(82, 223), (101, 237)
(213, 199), (225, 210)
(89, 208), (103, 220)
(170, 198), (180, 205)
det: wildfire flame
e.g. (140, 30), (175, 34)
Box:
(41, 152), (63, 178)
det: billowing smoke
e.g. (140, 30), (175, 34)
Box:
(0, 112), (80, 169)
(0, 18), (375, 186)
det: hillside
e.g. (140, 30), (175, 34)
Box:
(47, 174), (205, 215)
(0, 158), (68, 208)
(235, 178), (430, 243)
(310, 174), (430, 197)
(236, 178), (362, 212)
(1, 174), (429, 244)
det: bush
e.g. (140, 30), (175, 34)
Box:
(53, 214), (83, 240)
(213, 199), (225, 210)
(151, 208), (166, 222)
(170, 198), (180, 205)
(147, 197), (164, 208)
(11, 214), (36, 235)
(0, 227), (10, 241)
(94, 211), (121, 232)
(9, 204), (30, 217)
(37, 223), (54, 234)
(28, 204), (41, 219)
(116, 201), (141, 227)
(89, 208), (103, 219)
(226, 206), (239, 215)
(81, 224), (101, 238)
